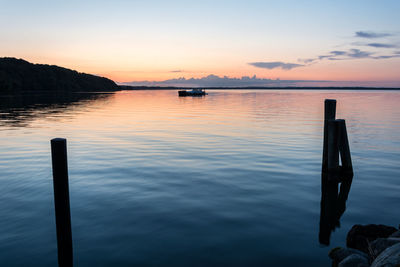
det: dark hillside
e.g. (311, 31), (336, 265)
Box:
(0, 57), (118, 93)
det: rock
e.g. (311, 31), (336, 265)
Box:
(371, 242), (400, 267)
(390, 231), (400, 238)
(370, 238), (400, 257)
(347, 224), (398, 253)
(339, 254), (370, 267)
(329, 247), (370, 266)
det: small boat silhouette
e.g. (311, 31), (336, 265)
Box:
(178, 89), (208, 96)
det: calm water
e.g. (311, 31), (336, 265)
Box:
(0, 90), (399, 266)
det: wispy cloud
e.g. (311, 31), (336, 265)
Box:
(299, 45), (400, 64)
(367, 43), (397, 48)
(170, 70), (183, 73)
(355, 31), (392, 38)
(330, 51), (347, 56)
(347, 49), (373, 58)
(301, 49), (374, 63)
(255, 31), (399, 70)
(248, 61), (304, 70)
(299, 58), (316, 64)
(373, 55), (394, 59)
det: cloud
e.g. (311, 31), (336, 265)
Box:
(355, 31), (392, 38)
(310, 49), (371, 61)
(123, 74), (328, 87)
(170, 70), (183, 73)
(330, 51), (347, 56)
(373, 55), (395, 59)
(248, 61), (304, 70)
(251, 31), (398, 71)
(347, 49), (373, 58)
(318, 55), (331, 60)
(254, 30), (399, 72)
(298, 58), (316, 64)
(367, 43), (397, 48)
(302, 48), (396, 63)
(372, 54), (400, 59)
(300, 51), (349, 63)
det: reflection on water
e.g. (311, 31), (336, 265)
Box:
(0, 89), (399, 266)
(0, 92), (111, 127)
(319, 173), (353, 245)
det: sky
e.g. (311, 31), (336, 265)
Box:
(1, 0), (400, 87)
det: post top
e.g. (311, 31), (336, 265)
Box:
(325, 99), (337, 102)
(51, 138), (67, 143)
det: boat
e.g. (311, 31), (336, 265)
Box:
(178, 89), (208, 96)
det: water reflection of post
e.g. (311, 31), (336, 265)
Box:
(319, 173), (353, 245)
(319, 100), (354, 245)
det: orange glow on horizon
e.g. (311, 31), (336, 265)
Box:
(14, 55), (400, 85)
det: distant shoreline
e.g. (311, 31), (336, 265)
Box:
(119, 85), (400, 90)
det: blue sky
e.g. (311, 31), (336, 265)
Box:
(1, 0), (400, 86)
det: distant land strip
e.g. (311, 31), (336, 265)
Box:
(119, 85), (400, 90)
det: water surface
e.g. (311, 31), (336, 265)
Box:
(0, 90), (399, 266)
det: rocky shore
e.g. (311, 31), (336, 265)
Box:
(329, 224), (400, 266)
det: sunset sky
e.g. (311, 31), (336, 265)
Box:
(1, 0), (400, 86)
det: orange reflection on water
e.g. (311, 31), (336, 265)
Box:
(17, 90), (399, 151)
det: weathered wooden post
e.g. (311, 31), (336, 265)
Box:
(337, 119), (353, 179)
(319, 99), (354, 245)
(327, 119), (340, 174)
(51, 138), (73, 267)
(322, 99), (337, 172)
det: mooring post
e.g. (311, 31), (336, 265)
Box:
(337, 119), (353, 179)
(322, 99), (337, 172)
(327, 119), (339, 174)
(51, 138), (73, 267)
(319, 100), (354, 245)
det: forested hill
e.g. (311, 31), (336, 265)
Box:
(0, 57), (118, 92)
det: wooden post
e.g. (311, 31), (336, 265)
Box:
(51, 138), (73, 267)
(337, 119), (353, 179)
(327, 119), (339, 174)
(322, 99), (336, 171)
(319, 100), (354, 244)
